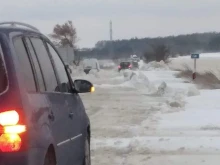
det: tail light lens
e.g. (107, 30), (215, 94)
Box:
(118, 66), (121, 69)
(4, 125), (26, 134)
(0, 110), (19, 125)
(0, 134), (21, 152)
(0, 110), (26, 152)
(129, 64), (132, 68)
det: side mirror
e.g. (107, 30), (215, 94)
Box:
(74, 79), (95, 93)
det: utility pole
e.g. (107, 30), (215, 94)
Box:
(110, 20), (113, 41)
(109, 20), (114, 58)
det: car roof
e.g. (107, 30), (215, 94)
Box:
(0, 26), (41, 35)
(120, 61), (130, 63)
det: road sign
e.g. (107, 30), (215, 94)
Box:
(191, 54), (199, 80)
(191, 54), (199, 59)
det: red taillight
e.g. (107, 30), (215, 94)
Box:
(129, 64), (132, 68)
(0, 134), (21, 152)
(118, 66), (121, 69)
(0, 110), (19, 126)
(4, 125), (26, 134)
(0, 110), (26, 152)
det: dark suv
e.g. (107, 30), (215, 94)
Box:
(118, 62), (131, 72)
(0, 22), (92, 165)
(118, 61), (139, 72)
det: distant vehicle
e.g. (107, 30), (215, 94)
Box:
(84, 66), (92, 74)
(131, 61), (139, 70)
(83, 58), (100, 74)
(0, 21), (92, 165)
(130, 54), (140, 62)
(118, 61), (131, 72)
(118, 61), (139, 72)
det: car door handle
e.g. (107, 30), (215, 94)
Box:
(48, 112), (55, 121)
(69, 112), (74, 119)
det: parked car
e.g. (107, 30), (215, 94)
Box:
(0, 22), (92, 165)
(84, 66), (92, 74)
(83, 58), (100, 74)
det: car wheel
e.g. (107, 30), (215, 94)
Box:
(44, 151), (56, 165)
(83, 137), (91, 165)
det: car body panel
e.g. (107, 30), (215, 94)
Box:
(0, 26), (90, 165)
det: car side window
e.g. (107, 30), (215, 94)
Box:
(30, 38), (58, 92)
(0, 40), (8, 94)
(25, 38), (46, 92)
(13, 37), (36, 92)
(46, 43), (70, 93)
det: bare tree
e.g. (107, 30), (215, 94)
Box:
(50, 21), (82, 66)
(143, 44), (170, 63)
(50, 21), (77, 48)
(153, 44), (170, 62)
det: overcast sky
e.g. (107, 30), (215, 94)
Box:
(1, 0), (220, 48)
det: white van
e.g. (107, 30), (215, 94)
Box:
(83, 58), (100, 74)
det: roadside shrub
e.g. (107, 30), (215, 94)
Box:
(175, 64), (220, 89)
(143, 44), (170, 63)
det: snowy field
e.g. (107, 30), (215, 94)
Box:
(73, 54), (220, 165)
(170, 52), (220, 74)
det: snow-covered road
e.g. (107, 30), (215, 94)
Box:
(76, 59), (220, 165)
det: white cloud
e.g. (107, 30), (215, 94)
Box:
(0, 0), (220, 47)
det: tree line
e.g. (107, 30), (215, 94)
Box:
(49, 21), (220, 62)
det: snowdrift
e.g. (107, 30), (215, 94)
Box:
(140, 61), (169, 71)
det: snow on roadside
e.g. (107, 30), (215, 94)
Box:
(81, 57), (220, 165)
(140, 60), (169, 71)
(169, 52), (220, 73)
(158, 89), (220, 130)
(92, 136), (220, 154)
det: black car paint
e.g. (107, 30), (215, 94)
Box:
(118, 62), (130, 72)
(0, 27), (90, 165)
(118, 61), (139, 72)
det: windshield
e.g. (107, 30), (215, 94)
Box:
(5, 1), (220, 165)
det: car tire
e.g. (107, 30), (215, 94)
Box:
(83, 137), (91, 165)
(44, 151), (56, 165)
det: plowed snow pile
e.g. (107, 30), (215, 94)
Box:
(121, 70), (157, 92)
(140, 60), (169, 71)
(75, 57), (220, 165)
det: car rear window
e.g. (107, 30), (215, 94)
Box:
(0, 42), (8, 94)
(120, 62), (130, 67)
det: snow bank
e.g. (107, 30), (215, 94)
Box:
(92, 136), (220, 154)
(156, 81), (167, 96)
(89, 69), (100, 78)
(94, 69), (157, 93)
(122, 69), (134, 81)
(170, 52), (220, 73)
(187, 86), (200, 97)
(99, 60), (115, 69)
(129, 72), (150, 88)
(146, 70), (200, 109)
(166, 91), (186, 108)
(120, 70), (158, 92)
(158, 86), (220, 132)
(140, 61), (169, 71)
